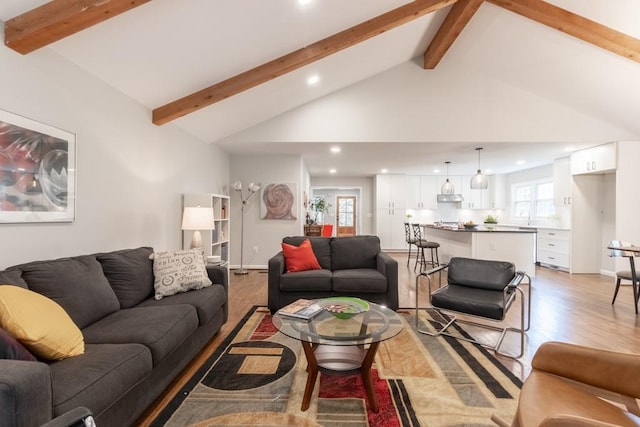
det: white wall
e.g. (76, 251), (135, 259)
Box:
(230, 154), (304, 269)
(0, 43), (229, 268)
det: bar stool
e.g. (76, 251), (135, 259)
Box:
(404, 222), (416, 266)
(412, 223), (439, 272)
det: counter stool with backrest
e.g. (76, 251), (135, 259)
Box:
(404, 222), (417, 266)
(411, 223), (439, 272)
(608, 240), (639, 314)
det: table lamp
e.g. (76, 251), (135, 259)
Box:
(181, 206), (215, 250)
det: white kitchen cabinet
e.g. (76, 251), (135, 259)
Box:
(182, 193), (230, 267)
(536, 228), (570, 270)
(553, 157), (572, 207)
(570, 142), (616, 175)
(489, 174), (506, 209)
(375, 174), (406, 209)
(406, 175), (437, 209)
(376, 208), (408, 250)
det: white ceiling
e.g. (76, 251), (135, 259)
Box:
(1, 0), (639, 177)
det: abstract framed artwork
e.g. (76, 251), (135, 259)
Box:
(260, 183), (297, 220)
(0, 109), (76, 223)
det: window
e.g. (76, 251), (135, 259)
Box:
(512, 180), (555, 222)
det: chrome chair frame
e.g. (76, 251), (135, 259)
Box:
(415, 263), (531, 359)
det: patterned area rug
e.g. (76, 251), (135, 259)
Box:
(152, 306), (521, 426)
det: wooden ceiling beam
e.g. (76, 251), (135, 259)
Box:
(152, 0), (456, 126)
(4, 0), (151, 55)
(488, 0), (640, 63)
(423, 0), (485, 69)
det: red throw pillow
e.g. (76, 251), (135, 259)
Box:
(281, 239), (322, 272)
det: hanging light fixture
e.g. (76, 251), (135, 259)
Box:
(470, 147), (489, 189)
(441, 161), (455, 194)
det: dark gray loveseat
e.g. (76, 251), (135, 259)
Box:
(0, 247), (228, 427)
(268, 235), (398, 313)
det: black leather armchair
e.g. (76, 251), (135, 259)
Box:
(415, 257), (531, 358)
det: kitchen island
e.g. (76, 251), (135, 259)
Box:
(422, 224), (537, 277)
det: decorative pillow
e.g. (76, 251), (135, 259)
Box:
(0, 286), (84, 360)
(97, 247), (155, 308)
(150, 249), (212, 300)
(0, 327), (36, 361)
(281, 239), (322, 272)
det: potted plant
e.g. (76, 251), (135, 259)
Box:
(310, 196), (331, 223)
(484, 214), (498, 224)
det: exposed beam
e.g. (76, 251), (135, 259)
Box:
(423, 0), (484, 69)
(488, 0), (640, 63)
(4, 0), (151, 54)
(152, 0), (456, 126)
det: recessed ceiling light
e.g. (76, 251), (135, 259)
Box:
(329, 169), (337, 174)
(307, 74), (320, 86)
(563, 146), (574, 152)
(298, 0), (312, 5)
(330, 146), (341, 153)
(516, 160), (526, 165)
(485, 169), (493, 174)
(433, 169), (440, 174)
(381, 169), (388, 174)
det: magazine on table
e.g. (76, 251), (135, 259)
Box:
(278, 299), (323, 320)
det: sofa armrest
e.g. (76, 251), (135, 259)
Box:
(40, 407), (94, 427)
(0, 360), (52, 427)
(268, 252), (286, 312)
(206, 265), (229, 321)
(377, 252), (399, 310)
(532, 341), (640, 399)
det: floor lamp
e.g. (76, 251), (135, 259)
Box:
(233, 181), (261, 275)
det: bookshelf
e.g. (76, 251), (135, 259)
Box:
(182, 193), (230, 267)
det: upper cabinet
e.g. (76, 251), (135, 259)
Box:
(553, 157), (572, 207)
(459, 175), (500, 209)
(406, 175), (437, 209)
(570, 143), (617, 175)
(375, 174), (406, 209)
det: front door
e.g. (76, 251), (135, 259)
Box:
(337, 196), (356, 236)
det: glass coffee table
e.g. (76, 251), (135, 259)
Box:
(272, 300), (403, 412)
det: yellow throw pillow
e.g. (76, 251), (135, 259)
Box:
(0, 285), (84, 360)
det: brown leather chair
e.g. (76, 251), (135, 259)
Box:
(492, 341), (640, 427)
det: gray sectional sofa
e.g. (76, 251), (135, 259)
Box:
(268, 235), (398, 313)
(0, 247), (228, 427)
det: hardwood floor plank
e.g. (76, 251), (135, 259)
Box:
(138, 255), (640, 424)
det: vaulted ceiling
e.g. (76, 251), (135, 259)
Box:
(2, 0), (639, 176)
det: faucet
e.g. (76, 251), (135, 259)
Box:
(520, 210), (531, 226)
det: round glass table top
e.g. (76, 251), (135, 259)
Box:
(272, 301), (403, 346)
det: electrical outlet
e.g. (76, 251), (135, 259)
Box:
(252, 246), (258, 254)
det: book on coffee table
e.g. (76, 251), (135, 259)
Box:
(278, 299), (323, 320)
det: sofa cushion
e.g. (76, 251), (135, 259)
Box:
(0, 271), (28, 289)
(137, 284), (226, 326)
(332, 269), (388, 293)
(447, 257), (515, 291)
(0, 327), (36, 361)
(280, 269), (333, 291)
(11, 255), (120, 329)
(82, 305), (198, 365)
(0, 286), (84, 360)
(331, 236), (380, 270)
(97, 247), (154, 308)
(150, 249), (212, 300)
(281, 239), (322, 272)
(49, 343), (152, 418)
(283, 236), (331, 270)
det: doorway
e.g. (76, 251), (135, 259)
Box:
(337, 196), (356, 236)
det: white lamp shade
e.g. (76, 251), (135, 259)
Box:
(181, 207), (215, 230)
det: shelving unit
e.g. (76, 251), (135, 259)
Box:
(182, 193), (230, 268)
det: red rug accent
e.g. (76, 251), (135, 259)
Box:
(319, 369), (401, 427)
(250, 312), (279, 340)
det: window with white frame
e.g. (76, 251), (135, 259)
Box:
(511, 180), (555, 222)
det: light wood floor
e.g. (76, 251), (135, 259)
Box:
(138, 254), (640, 425)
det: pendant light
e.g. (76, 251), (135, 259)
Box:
(441, 161), (455, 194)
(470, 147), (489, 189)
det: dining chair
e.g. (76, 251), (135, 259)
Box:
(608, 240), (639, 314)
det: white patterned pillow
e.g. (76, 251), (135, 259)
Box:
(150, 249), (212, 300)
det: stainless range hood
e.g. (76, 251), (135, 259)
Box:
(437, 193), (464, 203)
